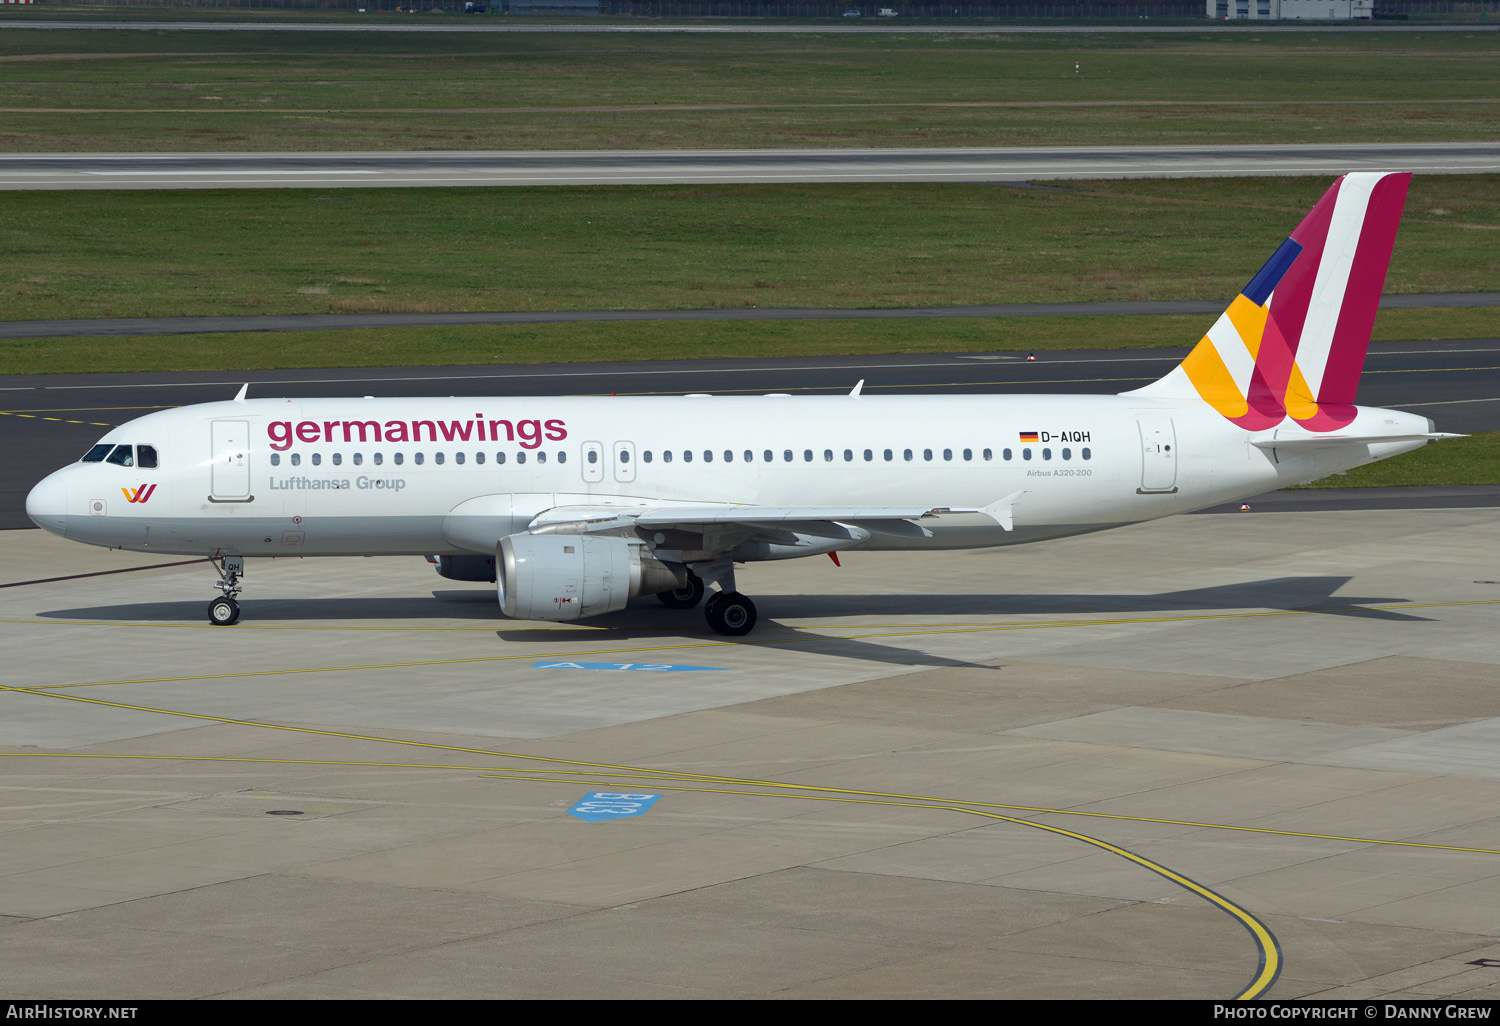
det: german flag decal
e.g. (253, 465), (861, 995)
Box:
(1019, 431), (1040, 443)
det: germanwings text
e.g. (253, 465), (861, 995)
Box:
(268, 415), (567, 452)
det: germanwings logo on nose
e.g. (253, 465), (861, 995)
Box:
(122, 484), (156, 504)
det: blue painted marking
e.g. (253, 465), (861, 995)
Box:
(1241, 236), (1304, 307)
(568, 792), (661, 822)
(532, 660), (725, 672)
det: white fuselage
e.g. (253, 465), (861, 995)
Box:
(25, 392), (1431, 559)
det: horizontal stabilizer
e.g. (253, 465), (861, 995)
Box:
(1250, 432), (1464, 451)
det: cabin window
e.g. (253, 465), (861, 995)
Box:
(683, 451), (693, 463)
(588, 449), (598, 464)
(724, 450), (734, 463)
(474, 452), (484, 465)
(312, 453), (322, 466)
(353, 453), (364, 466)
(290, 453), (301, 467)
(434, 452), (445, 466)
(703, 450), (713, 463)
(963, 448), (972, 461)
(374, 452), (384, 466)
(844, 449), (853, 462)
(824, 449), (834, 462)
(1082, 447), (1092, 460)
(81, 443), (113, 463)
(1042, 448), (1052, 461)
(763, 450), (773, 462)
(663, 450), (673, 463)
(903, 449), (912, 462)
(864, 449), (873, 462)
(536, 451), (547, 464)
(270, 453), (280, 467)
(1022, 448), (1032, 461)
(516, 451), (526, 465)
(1002, 448), (1011, 461)
(394, 452), (404, 466)
(803, 450), (813, 462)
(884, 449), (893, 462)
(943, 449), (952, 461)
(923, 449), (933, 462)
(744, 450), (753, 463)
(643, 451), (653, 463)
(1062, 448), (1071, 461)
(783, 450), (793, 462)
(332, 453), (343, 467)
(454, 452), (464, 465)
(984, 448), (993, 461)
(557, 450), (567, 464)
(413, 453), (423, 466)
(619, 449), (630, 464)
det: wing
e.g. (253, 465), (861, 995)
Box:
(527, 491), (1026, 544)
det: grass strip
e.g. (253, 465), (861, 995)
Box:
(3, 28), (1500, 150)
(4, 178), (1497, 322)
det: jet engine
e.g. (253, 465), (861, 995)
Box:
(497, 533), (685, 621)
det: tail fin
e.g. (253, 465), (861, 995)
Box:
(1130, 172), (1411, 432)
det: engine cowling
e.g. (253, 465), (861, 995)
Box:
(497, 533), (684, 621)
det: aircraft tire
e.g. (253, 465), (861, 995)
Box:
(208, 596), (241, 626)
(657, 573), (705, 609)
(707, 593), (756, 637)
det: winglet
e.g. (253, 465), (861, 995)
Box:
(233, 383), (249, 404)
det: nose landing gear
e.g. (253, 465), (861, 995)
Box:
(208, 555), (244, 626)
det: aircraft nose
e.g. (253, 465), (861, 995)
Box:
(25, 472), (68, 536)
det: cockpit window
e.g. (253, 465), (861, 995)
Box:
(81, 443), (113, 463)
(105, 445), (135, 467)
(137, 445), (158, 469)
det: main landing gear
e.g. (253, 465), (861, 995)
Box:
(208, 555), (244, 626)
(678, 562), (758, 637)
(704, 591), (756, 637)
(656, 572), (705, 610)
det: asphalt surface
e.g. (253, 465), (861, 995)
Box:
(4, 340), (1496, 531)
(4, 143), (1500, 190)
(6, 507), (1500, 998)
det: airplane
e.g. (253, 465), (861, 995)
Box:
(25, 171), (1457, 636)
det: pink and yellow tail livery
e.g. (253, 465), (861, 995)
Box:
(1140, 172), (1410, 432)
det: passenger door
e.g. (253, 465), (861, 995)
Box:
(210, 420), (252, 501)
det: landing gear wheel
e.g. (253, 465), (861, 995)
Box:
(657, 573), (705, 609)
(705, 592), (756, 637)
(208, 596), (240, 626)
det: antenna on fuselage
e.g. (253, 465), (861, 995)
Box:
(233, 383), (248, 404)
(849, 379), (865, 397)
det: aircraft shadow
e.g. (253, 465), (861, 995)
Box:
(33, 575), (1424, 674)
(34, 575), (1424, 628)
(748, 575), (1429, 623)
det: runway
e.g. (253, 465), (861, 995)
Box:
(2, 505), (1498, 998)
(4, 143), (1500, 190)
